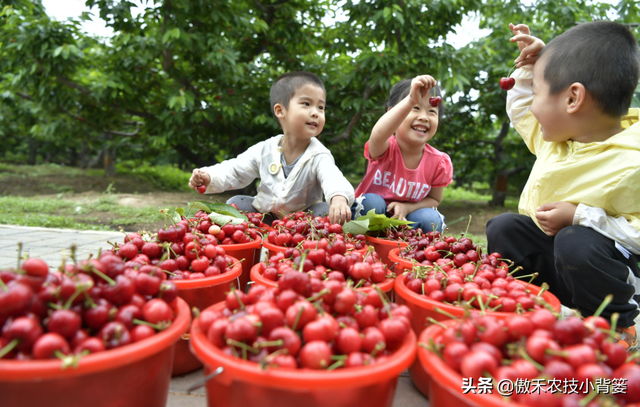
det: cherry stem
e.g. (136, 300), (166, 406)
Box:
(0, 278), (8, 292)
(370, 342), (386, 358)
(536, 282), (549, 297)
(230, 287), (245, 310)
(433, 306), (460, 322)
(306, 289), (329, 302)
(578, 387), (599, 406)
(254, 339), (283, 348)
(517, 348), (545, 371)
(608, 312), (620, 338)
(297, 251), (308, 273)
(226, 339), (259, 354)
(64, 282), (92, 309)
(373, 284), (393, 319)
(426, 317), (449, 329)
(464, 215), (472, 236)
(593, 294), (613, 319)
(291, 306), (305, 332)
(133, 318), (171, 331)
(88, 265), (116, 286)
(327, 359), (345, 370)
(16, 242), (23, 271)
(508, 266), (523, 276)
(0, 338), (19, 359)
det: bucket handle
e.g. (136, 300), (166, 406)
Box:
(187, 366), (224, 393)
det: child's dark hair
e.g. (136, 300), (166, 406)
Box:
(385, 79), (444, 117)
(539, 20), (640, 118)
(270, 71), (325, 121)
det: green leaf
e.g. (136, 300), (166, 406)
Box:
(343, 218), (369, 235)
(188, 201), (248, 221)
(355, 209), (414, 232)
(208, 211), (244, 226)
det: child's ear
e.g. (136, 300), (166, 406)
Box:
(274, 103), (286, 119)
(566, 82), (586, 114)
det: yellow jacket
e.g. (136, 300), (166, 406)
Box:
(507, 67), (640, 253)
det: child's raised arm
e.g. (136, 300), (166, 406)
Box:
(509, 23), (545, 68)
(368, 75), (437, 159)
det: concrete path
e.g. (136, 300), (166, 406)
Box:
(0, 225), (429, 407)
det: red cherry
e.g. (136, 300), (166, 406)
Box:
(428, 96), (442, 107)
(197, 185), (207, 194)
(499, 77), (515, 90)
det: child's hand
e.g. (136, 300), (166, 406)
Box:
(329, 196), (351, 225)
(189, 169), (211, 190)
(509, 23), (545, 68)
(409, 75), (438, 105)
(387, 202), (411, 222)
(535, 201), (577, 236)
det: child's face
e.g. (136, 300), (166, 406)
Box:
(531, 58), (572, 143)
(278, 84), (326, 140)
(394, 96), (439, 146)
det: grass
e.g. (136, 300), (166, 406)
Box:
(0, 195), (163, 231)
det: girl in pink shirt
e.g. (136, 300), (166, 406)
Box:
(353, 75), (453, 232)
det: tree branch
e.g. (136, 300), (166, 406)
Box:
(105, 121), (143, 137)
(332, 83), (379, 143)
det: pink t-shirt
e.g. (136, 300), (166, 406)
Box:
(354, 137), (453, 204)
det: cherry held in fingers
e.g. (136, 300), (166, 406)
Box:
(429, 96), (442, 107)
(197, 185), (207, 194)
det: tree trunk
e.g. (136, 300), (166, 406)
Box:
(28, 137), (37, 165)
(104, 133), (116, 177)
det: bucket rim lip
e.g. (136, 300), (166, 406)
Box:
(174, 256), (242, 289)
(0, 297), (191, 380)
(218, 233), (262, 250)
(417, 321), (527, 407)
(393, 266), (561, 314)
(190, 301), (417, 389)
(364, 235), (410, 246)
(249, 263), (396, 293)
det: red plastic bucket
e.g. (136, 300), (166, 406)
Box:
(365, 235), (408, 269)
(0, 297), (190, 407)
(394, 272), (561, 398)
(190, 301), (417, 407)
(171, 258), (242, 376)
(220, 234), (262, 291)
(249, 263), (395, 294)
(417, 321), (526, 407)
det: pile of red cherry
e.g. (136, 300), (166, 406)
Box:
(267, 212), (367, 251)
(113, 211), (257, 280)
(367, 224), (426, 242)
(425, 308), (639, 405)
(0, 256), (178, 363)
(398, 234), (547, 312)
(256, 244), (392, 287)
(199, 279), (412, 369)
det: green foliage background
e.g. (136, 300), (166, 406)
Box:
(1, 0), (639, 201)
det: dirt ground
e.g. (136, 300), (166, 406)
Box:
(1, 168), (514, 235)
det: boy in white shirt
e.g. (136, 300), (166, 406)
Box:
(189, 71), (354, 225)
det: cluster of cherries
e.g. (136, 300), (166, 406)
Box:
(427, 306), (639, 405)
(199, 278), (412, 369)
(267, 212), (367, 251)
(256, 244), (391, 287)
(244, 212), (271, 229)
(399, 234), (546, 312)
(0, 255), (178, 363)
(114, 211), (256, 280)
(367, 224), (426, 241)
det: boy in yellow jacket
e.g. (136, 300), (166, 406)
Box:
(487, 21), (640, 349)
